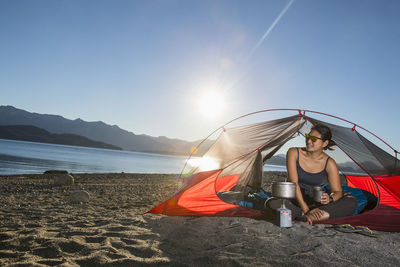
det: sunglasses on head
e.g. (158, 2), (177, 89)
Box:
(305, 133), (323, 142)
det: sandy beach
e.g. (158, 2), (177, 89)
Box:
(0, 172), (399, 266)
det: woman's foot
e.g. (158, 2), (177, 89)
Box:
(296, 208), (330, 225)
(306, 208), (330, 225)
(296, 215), (313, 225)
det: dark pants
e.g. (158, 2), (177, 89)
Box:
(266, 194), (358, 220)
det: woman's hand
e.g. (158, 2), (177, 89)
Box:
(320, 192), (330, 205)
(301, 204), (310, 215)
(302, 208), (310, 216)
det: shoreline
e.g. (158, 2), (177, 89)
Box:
(1, 172), (399, 266)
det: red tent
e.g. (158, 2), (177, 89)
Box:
(149, 109), (400, 232)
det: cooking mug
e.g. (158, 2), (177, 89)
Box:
(313, 186), (325, 203)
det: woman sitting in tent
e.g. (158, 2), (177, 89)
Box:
(276, 124), (358, 225)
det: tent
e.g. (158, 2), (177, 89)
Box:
(149, 109), (400, 232)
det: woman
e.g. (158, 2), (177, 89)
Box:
(286, 124), (357, 225)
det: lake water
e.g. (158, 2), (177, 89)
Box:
(0, 139), (286, 175)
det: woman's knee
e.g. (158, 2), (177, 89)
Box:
(335, 195), (358, 218)
(347, 195), (358, 211)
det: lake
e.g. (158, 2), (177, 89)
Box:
(0, 139), (286, 175)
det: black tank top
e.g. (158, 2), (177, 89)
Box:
(296, 148), (330, 197)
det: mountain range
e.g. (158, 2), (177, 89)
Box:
(0, 125), (121, 150)
(0, 105), (212, 156)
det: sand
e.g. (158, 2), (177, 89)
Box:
(0, 172), (399, 266)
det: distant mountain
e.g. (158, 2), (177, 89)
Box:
(337, 161), (363, 172)
(266, 154), (286, 166)
(0, 125), (122, 150)
(0, 105), (211, 155)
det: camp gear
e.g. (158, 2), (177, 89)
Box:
(271, 182), (296, 227)
(149, 109), (400, 232)
(272, 182), (296, 199)
(239, 189), (270, 210)
(277, 204), (292, 227)
(313, 186), (324, 202)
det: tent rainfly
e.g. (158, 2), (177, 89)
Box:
(149, 109), (400, 232)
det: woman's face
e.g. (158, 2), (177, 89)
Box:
(305, 129), (326, 152)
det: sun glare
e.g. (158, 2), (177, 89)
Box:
(187, 156), (221, 171)
(198, 91), (226, 119)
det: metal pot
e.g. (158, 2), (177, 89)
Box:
(271, 182), (296, 199)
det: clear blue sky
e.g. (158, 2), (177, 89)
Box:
(1, 0), (399, 150)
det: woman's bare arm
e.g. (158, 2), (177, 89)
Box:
(323, 158), (343, 203)
(286, 148), (309, 214)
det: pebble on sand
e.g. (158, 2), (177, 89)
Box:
(70, 190), (90, 203)
(54, 174), (75, 185)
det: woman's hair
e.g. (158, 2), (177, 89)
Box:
(311, 124), (336, 150)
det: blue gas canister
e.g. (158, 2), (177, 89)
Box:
(276, 201), (292, 227)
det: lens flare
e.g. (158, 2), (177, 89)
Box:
(187, 156), (221, 171)
(190, 146), (198, 155)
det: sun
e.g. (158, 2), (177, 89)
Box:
(198, 91), (226, 119)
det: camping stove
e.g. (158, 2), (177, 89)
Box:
(277, 200), (292, 228)
(271, 182), (296, 228)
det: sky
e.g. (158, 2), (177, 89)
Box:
(1, 0), (399, 152)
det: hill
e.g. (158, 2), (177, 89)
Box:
(0, 125), (122, 150)
(0, 105), (211, 155)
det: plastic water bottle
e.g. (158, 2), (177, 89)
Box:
(276, 201), (292, 227)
